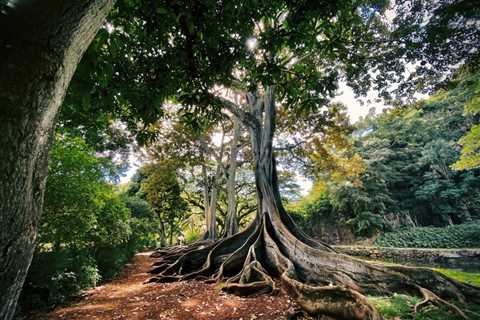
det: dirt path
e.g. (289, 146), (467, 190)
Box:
(34, 252), (296, 320)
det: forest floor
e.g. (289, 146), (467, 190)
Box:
(32, 252), (297, 320)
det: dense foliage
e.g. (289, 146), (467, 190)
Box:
(20, 134), (158, 310)
(374, 222), (480, 248)
(291, 71), (480, 239)
(131, 162), (189, 247)
(453, 67), (480, 170)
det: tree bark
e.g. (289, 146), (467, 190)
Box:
(202, 130), (225, 240)
(0, 1), (113, 318)
(159, 218), (166, 247)
(199, 145), (211, 234)
(224, 116), (241, 237)
(150, 87), (480, 319)
(205, 157), (224, 240)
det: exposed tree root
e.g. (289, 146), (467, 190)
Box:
(414, 286), (467, 319)
(149, 213), (480, 319)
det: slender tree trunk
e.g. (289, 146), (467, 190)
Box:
(224, 116), (241, 237)
(202, 131), (225, 240)
(159, 219), (166, 247)
(199, 141), (214, 240)
(206, 162), (222, 240)
(201, 161), (216, 240)
(0, 2), (113, 319)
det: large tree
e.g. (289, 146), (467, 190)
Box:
(90, 1), (478, 319)
(0, 1), (114, 318)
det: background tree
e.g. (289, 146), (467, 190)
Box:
(41, 134), (122, 251)
(292, 69), (480, 240)
(139, 162), (189, 247)
(453, 65), (480, 170)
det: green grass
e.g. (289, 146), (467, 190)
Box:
(368, 260), (480, 287)
(366, 266), (480, 319)
(435, 268), (480, 287)
(363, 260), (480, 319)
(368, 294), (480, 320)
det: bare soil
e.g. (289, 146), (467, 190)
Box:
(31, 252), (296, 320)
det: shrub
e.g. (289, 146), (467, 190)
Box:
(94, 244), (136, 281)
(375, 221), (480, 248)
(21, 250), (101, 308)
(19, 134), (159, 315)
(184, 227), (203, 244)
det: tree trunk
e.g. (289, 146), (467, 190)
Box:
(224, 116), (241, 237)
(159, 219), (166, 247)
(169, 223), (174, 246)
(202, 131), (225, 240)
(0, 1), (113, 319)
(150, 87), (480, 319)
(200, 146), (211, 239)
(205, 162), (222, 240)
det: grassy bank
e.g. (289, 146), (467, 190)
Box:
(367, 265), (480, 319)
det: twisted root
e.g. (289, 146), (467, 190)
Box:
(148, 215), (480, 319)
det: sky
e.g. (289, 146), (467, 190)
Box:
(335, 83), (388, 122)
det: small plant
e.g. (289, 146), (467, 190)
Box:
(49, 271), (80, 305)
(184, 227), (203, 244)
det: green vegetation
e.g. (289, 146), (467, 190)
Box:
(369, 294), (480, 320)
(435, 268), (480, 288)
(375, 222), (480, 248)
(20, 134), (159, 310)
(128, 161), (189, 247)
(453, 69), (480, 170)
(290, 72), (480, 240)
(368, 268), (480, 319)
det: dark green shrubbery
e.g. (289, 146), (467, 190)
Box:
(18, 135), (159, 313)
(23, 251), (101, 308)
(375, 221), (480, 248)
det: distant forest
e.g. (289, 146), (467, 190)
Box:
(290, 69), (480, 240)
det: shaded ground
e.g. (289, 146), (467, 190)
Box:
(32, 252), (296, 320)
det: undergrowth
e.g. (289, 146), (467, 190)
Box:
(368, 294), (480, 320)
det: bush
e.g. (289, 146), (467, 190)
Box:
(94, 244), (136, 281)
(375, 221), (480, 248)
(184, 227), (203, 244)
(19, 134), (160, 315)
(21, 250), (101, 308)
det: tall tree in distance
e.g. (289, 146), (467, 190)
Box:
(224, 115), (242, 237)
(139, 162), (188, 247)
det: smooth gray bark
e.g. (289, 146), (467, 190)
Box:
(0, 1), (113, 318)
(224, 116), (241, 237)
(205, 130), (225, 240)
(199, 145), (211, 237)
